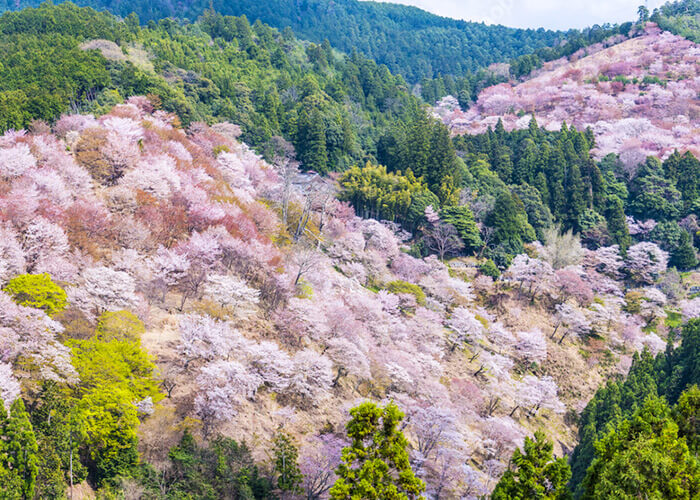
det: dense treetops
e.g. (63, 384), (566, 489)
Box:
(569, 319), (700, 496)
(653, 0), (700, 42)
(0, 3), (469, 178)
(0, 0), (567, 82)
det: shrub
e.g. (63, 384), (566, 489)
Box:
(3, 273), (67, 316)
(479, 259), (501, 278)
(95, 310), (145, 342)
(385, 280), (426, 306)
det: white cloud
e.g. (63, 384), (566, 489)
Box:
(369, 0), (666, 30)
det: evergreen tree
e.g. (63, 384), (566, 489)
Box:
(329, 402), (424, 500)
(674, 385), (700, 455)
(296, 106), (328, 174)
(565, 164), (586, 230)
(582, 396), (700, 500)
(672, 231), (698, 270)
(487, 191), (536, 252)
(439, 205), (483, 254)
(604, 196), (631, 251)
(273, 432), (303, 498)
(0, 399), (39, 500)
(492, 431), (572, 500)
(677, 151), (700, 208)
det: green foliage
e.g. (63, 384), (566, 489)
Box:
(605, 196), (631, 251)
(338, 163), (431, 226)
(672, 231), (698, 271)
(581, 396), (700, 500)
(0, 398), (39, 500)
(439, 205), (483, 254)
(384, 280), (426, 306)
(479, 259), (500, 278)
(30, 382), (87, 499)
(3, 273), (67, 317)
(330, 401), (424, 499)
(629, 157), (683, 221)
(654, 1), (700, 45)
(69, 333), (161, 484)
(2, 0), (567, 83)
(377, 112), (463, 205)
(273, 431), (303, 495)
(492, 431), (572, 500)
(156, 430), (272, 499)
(0, 3), (432, 178)
(569, 349), (659, 493)
(674, 385), (700, 455)
(487, 191), (536, 254)
(570, 319), (700, 495)
(95, 310), (146, 342)
(75, 387), (141, 483)
(455, 121), (603, 233)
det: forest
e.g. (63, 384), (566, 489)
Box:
(0, 0), (567, 82)
(1, 1), (700, 499)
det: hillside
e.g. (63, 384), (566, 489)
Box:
(0, 0), (566, 82)
(2, 95), (700, 498)
(0, 2), (433, 176)
(3, 2), (700, 499)
(440, 23), (700, 167)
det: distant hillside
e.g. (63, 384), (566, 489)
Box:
(439, 23), (700, 166)
(0, 2), (442, 176)
(0, 0), (566, 81)
(653, 0), (700, 41)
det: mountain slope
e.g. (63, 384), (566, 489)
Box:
(0, 0), (565, 81)
(0, 3), (435, 176)
(440, 23), (700, 166)
(3, 97), (694, 498)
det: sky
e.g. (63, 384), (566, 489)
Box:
(373, 0), (668, 30)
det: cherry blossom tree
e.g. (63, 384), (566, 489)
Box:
(120, 154), (180, 199)
(149, 245), (190, 302)
(177, 314), (242, 368)
(626, 242), (668, 284)
(639, 288), (668, 324)
(552, 303), (591, 344)
(246, 341), (294, 393)
(515, 329), (547, 364)
(325, 337), (371, 382)
(300, 434), (344, 500)
(504, 254), (555, 297)
(488, 322), (516, 353)
(0, 225), (25, 284)
(0, 143), (36, 179)
(446, 307), (485, 351)
(287, 349), (333, 402)
(22, 217), (70, 271)
(680, 298), (700, 322)
(202, 273), (259, 316)
(70, 266), (138, 317)
(424, 205), (440, 224)
(174, 231), (223, 309)
(0, 361), (20, 410)
(0, 292), (77, 383)
(520, 375), (566, 416)
(406, 405), (461, 474)
(194, 360), (262, 435)
(555, 267), (594, 306)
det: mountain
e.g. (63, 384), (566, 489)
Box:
(440, 22), (700, 166)
(0, 2), (435, 175)
(2, 1), (700, 499)
(3, 94), (695, 499)
(0, 0), (566, 81)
